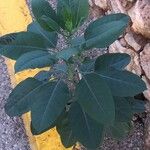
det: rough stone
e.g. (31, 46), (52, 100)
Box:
(140, 43), (150, 80)
(125, 33), (141, 51)
(109, 40), (142, 75)
(94, 0), (108, 10)
(142, 76), (150, 101)
(128, 0), (150, 39)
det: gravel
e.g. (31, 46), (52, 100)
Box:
(0, 56), (30, 150)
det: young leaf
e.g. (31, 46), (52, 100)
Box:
(27, 22), (58, 48)
(0, 32), (48, 60)
(95, 53), (131, 71)
(31, 80), (70, 133)
(75, 73), (115, 124)
(31, 0), (59, 32)
(5, 78), (42, 117)
(15, 50), (56, 73)
(57, 0), (89, 32)
(56, 47), (81, 60)
(38, 15), (60, 32)
(108, 122), (132, 140)
(56, 111), (77, 148)
(84, 13), (130, 49)
(94, 70), (146, 97)
(114, 97), (133, 122)
(69, 102), (104, 149)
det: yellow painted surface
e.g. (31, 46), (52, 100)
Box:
(0, 0), (73, 150)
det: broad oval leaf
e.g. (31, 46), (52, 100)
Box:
(27, 22), (58, 48)
(56, 47), (81, 60)
(80, 58), (95, 73)
(126, 97), (146, 113)
(39, 15), (60, 32)
(15, 50), (56, 73)
(31, 110), (66, 135)
(108, 122), (132, 140)
(75, 73), (115, 124)
(114, 97), (133, 122)
(57, 0), (89, 32)
(71, 36), (86, 48)
(34, 71), (53, 82)
(95, 53), (131, 71)
(94, 70), (146, 97)
(31, 80), (70, 133)
(56, 111), (77, 148)
(5, 78), (42, 117)
(84, 13), (130, 49)
(0, 32), (48, 60)
(31, 0), (59, 32)
(69, 102), (104, 149)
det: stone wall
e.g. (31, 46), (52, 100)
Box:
(89, 0), (150, 100)
(89, 0), (150, 149)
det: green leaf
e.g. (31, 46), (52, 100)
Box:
(31, 0), (59, 32)
(31, 121), (55, 135)
(57, 0), (89, 32)
(54, 64), (68, 73)
(108, 122), (132, 140)
(34, 71), (53, 82)
(27, 22), (58, 48)
(114, 97), (133, 122)
(56, 111), (77, 148)
(15, 50), (56, 73)
(39, 15), (60, 32)
(80, 58), (95, 73)
(94, 70), (146, 97)
(84, 13), (130, 49)
(31, 110), (66, 135)
(71, 36), (86, 48)
(127, 97), (146, 113)
(95, 53), (131, 71)
(5, 78), (42, 117)
(31, 80), (70, 133)
(75, 73), (115, 124)
(0, 32), (48, 60)
(69, 102), (104, 149)
(56, 47), (81, 60)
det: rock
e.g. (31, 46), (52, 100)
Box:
(125, 33), (141, 51)
(109, 40), (142, 75)
(94, 0), (108, 10)
(89, 0), (107, 18)
(128, 0), (150, 39)
(140, 43), (150, 80)
(142, 76), (150, 101)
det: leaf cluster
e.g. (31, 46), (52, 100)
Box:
(0, 0), (146, 149)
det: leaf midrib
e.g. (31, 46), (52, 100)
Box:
(94, 72), (141, 88)
(39, 80), (62, 129)
(34, 25), (56, 48)
(82, 75), (104, 113)
(16, 53), (53, 71)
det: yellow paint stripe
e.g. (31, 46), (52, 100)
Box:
(0, 0), (73, 149)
